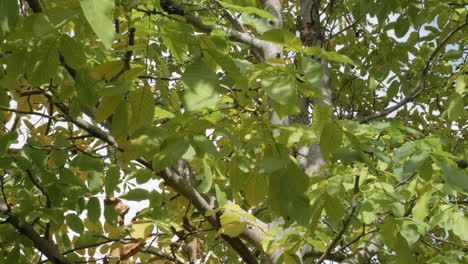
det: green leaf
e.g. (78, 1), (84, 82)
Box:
(25, 210), (43, 223)
(182, 59), (219, 112)
(130, 168), (153, 185)
(90, 61), (125, 81)
(75, 69), (99, 107)
(302, 46), (355, 64)
(320, 121), (343, 161)
(394, 16), (410, 38)
(417, 158), (433, 181)
(0, 156), (14, 169)
(0, 0), (19, 35)
(59, 168), (88, 190)
(453, 213), (468, 241)
(104, 203), (118, 226)
(218, 1), (274, 20)
(358, 200), (378, 225)
(214, 183), (227, 206)
(324, 194), (345, 221)
(105, 166), (120, 196)
(198, 159), (213, 193)
(262, 73), (297, 109)
(28, 39), (59, 86)
(245, 172), (267, 207)
(87, 171), (103, 194)
(430, 207), (453, 229)
(241, 14), (274, 34)
(446, 94), (464, 121)
(5, 246), (20, 264)
(87, 197), (101, 224)
(0, 132), (17, 155)
(400, 220), (420, 246)
(129, 85), (155, 136)
(412, 190), (432, 221)
(309, 195), (325, 233)
(381, 218), (398, 247)
(437, 160), (468, 192)
(74, 231), (100, 248)
(258, 156), (289, 173)
(24, 140), (48, 169)
(95, 95), (123, 123)
(71, 154), (105, 172)
(79, 0), (115, 49)
(121, 188), (150, 201)
(455, 75), (465, 95)
(52, 134), (69, 168)
(393, 142), (415, 164)
(152, 138), (189, 172)
(111, 102), (130, 140)
(313, 103), (331, 135)
(59, 35), (87, 69)
(205, 48), (248, 91)
(298, 56), (323, 94)
(404, 152), (430, 173)
(66, 213), (84, 234)
(269, 163), (310, 226)
(260, 29), (302, 52)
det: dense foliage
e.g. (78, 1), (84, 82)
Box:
(0, 0), (467, 263)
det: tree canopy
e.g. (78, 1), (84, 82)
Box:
(0, 0), (467, 263)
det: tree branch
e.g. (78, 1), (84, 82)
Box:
(6, 211), (71, 264)
(317, 200), (358, 264)
(54, 102), (260, 264)
(151, 0), (280, 61)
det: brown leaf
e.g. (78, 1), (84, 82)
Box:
(182, 236), (205, 261)
(109, 242), (144, 260)
(113, 200), (130, 226)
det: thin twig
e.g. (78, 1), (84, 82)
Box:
(317, 200), (359, 264)
(138, 75), (180, 81)
(0, 107), (61, 121)
(332, 228), (379, 255)
(359, 21), (468, 123)
(426, 234), (468, 251)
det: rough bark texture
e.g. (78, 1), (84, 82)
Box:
(294, 0), (331, 178)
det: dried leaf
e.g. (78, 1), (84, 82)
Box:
(182, 236), (205, 261)
(109, 242), (144, 260)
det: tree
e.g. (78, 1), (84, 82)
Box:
(0, 0), (466, 263)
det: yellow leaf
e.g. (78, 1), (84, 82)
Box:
(455, 75), (466, 95)
(283, 253), (296, 264)
(223, 204), (242, 212)
(90, 61), (125, 80)
(220, 212), (240, 226)
(218, 212), (246, 237)
(412, 189), (432, 221)
(129, 223), (154, 239)
(217, 223), (247, 237)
